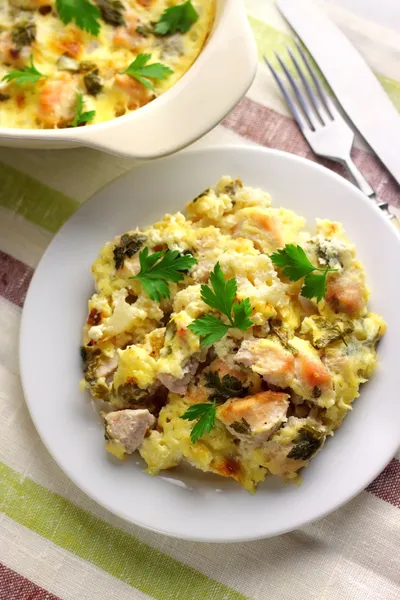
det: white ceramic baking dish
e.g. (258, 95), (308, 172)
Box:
(0, 0), (257, 158)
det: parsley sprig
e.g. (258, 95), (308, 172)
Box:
(56, 0), (101, 36)
(130, 247), (197, 302)
(122, 53), (173, 92)
(70, 92), (96, 127)
(180, 401), (216, 443)
(188, 263), (253, 345)
(155, 1), (199, 35)
(271, 244), (337, 302)
(2, 56), (46, 86)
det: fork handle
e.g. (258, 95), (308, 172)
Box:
(341, 156), (400, 229)
(342, 156), (374, 196)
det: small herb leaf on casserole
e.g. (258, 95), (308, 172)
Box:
(180, 401), (217, 443)
(2, 57), (46, 86)
(204, 371), (249, 403)
(96, 0), (125, 27)
(287, 427), (324, 461)
(122, 53), (174, 92)
(113, 233), (147, 270)
(12, 21), (36, 48)
(155, 1), (199, 36)
(271, 244), (338, 302)
(84, 69), (103, 96)
(56, 0), (101, 36)
(188, 315), (230, 346)
(230, 418), (252, 436)
(188, 262), (253, 345)
(130, 247), (197, 301)
(70, 93), (96, 127)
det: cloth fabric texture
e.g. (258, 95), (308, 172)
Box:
(0, 1), (399, 599)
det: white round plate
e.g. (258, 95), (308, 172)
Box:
(20, 147), (400, 542)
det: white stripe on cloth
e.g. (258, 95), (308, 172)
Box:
(0, 339), (399, 600)
(0, 206), (53, 269)
(0, 297), (20, 376)
(0, 515), (153, 600)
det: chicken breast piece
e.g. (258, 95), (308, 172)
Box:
(217, 391), (289, 443)
(38, 75), (78, 128)
(235, 338), (295, 388)
(158, 357), (199, 394)
(326, 274), (366, 317)
(95, 352), (119, 380)
(104, 409), (155, 458)
(290, 338), (334, 407)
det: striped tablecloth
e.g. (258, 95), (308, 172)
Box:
(1, 2), (399, 599)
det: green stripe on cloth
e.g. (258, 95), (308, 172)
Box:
(0, 461), (246, 600)
(248, 15), (400, 112)
(0, 162), (78, 233)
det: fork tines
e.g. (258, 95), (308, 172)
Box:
(264, 39), (336, 131)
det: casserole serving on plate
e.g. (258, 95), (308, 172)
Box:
(0, 0), (257, 157)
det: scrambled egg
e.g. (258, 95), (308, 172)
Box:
(81, 176), (385, 492)
(0, 0), (214, 128)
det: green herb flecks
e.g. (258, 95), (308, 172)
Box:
(113, 233), (147, 270)
(12, 21), (36, 48)
(230, 418), (251, 436)
(96, 0), (125, 26)
(269, 320), (298, 355)
(287, 427), (324, 461)
(204, 371), (249, 403)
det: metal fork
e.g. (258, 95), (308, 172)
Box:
(265, 40), (396, 221)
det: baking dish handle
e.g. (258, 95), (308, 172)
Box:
(73, 1), (257, 159)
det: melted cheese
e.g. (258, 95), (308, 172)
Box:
(0, 0), (215, 128)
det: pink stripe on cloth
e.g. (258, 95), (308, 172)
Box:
(0, 250), (33, 308)
(366, 458), (400, 508)
(0, 562), (62, 600)
(223, 98), (400, 207)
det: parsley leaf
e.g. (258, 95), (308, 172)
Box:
(180, 401), (216, 443)
(56, 0), (101, 36)
(231, 297), (253, 331)
(204, 371), (249, 403)
(200, 262), (237, 318)
(270, 244), (315, 280)
(301, 271), (330, 303)
(122, 53), (173, 92)
(70, 92), (96, 127)
(188, 263), (253, 345)
(271, 244), (337, 302)
(188, 315), (229, 346)
(2, 56), (46, 86)
(154, 1), (199, 35)
(131, 247), (197, 302)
